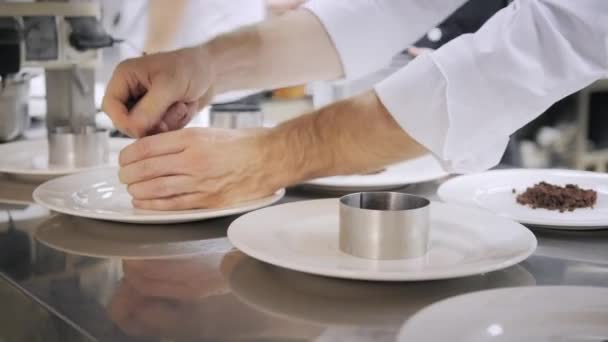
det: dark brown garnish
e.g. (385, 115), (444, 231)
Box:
(515, 182), (597, 212)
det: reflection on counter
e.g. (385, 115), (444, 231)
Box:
(34, 214), (231, 259)
(105, 251), (534, 342)
(108, 252), (320, 341)
(226, 253), (535, 327)
(0, 274), (94, 342)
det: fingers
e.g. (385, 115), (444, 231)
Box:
(161, 102), (196, 131)
(102, 69), (133, 136)
(119, 130), (189, 166)
(132, 192), (226, 211)
(128, 78), (180, 137)
(119, 153), (187, 185)
(127, 175), (194, 200)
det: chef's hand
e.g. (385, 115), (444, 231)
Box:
(118, 127), (282, 210)
(102, 46), (214, 138)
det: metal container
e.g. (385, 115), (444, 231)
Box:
(339, 192), (430, 260)
(209, 101), (263, 129)
(48, 126), (75, 167)
(74, 126), (109, 168)
(0, 76), (30, 142)
(48, 126), (109, 168)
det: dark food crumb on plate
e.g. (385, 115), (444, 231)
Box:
(515, 181), (597, 212)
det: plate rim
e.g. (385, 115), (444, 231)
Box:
(33, 168), (286, 224)
(438, 168), (608, 228)
(0, 138), (133, 176)
(228, 198), (537, 281)
(302, 156), (449, 189)
(397, 285), (608, 341)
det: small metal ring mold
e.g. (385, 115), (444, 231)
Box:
(339, 192), (430, 260)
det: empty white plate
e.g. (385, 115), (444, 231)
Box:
(438, 169), (608, 229)
(301, 155), (448, 192)
(227, 199), (537, 281)
(398, 286), (608, 342)
(35, 214), (233, 259)
(0, 138), (132, 182)
(33, 168), (285, 224)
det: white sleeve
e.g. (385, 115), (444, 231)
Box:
(376, 0), (608, 173)
(303, 0), (467, 80)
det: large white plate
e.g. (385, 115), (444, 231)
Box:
(398, 286), (608, 342)
(438, 169), (608, 229)
(227, 199), (537, 281)
(302, 155), (448, 191)
(33, 168), (285, 224)
(35, 214), (233, 259)
(0, 138), (132, 181)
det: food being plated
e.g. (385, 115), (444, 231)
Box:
(514, 182), (597, 212)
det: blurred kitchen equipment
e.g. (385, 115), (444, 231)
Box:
(574, 79), (608, 172)
(339, 192), (430, 260)
(0, 74), (30, 142)
(0, 1), (117, 168)
(210, 95), (264, 129)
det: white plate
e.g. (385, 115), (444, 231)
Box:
(35, 214), (233, 259)
(33, 168), (285, 224)
(438, 169), (608, 229)
(0, 138), (132, 181)
(302, 155), (448, 191)
(227, 199), (537, 281)
(398, 286), (608, 342)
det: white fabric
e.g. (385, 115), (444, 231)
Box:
(103, 0), (265, 57)
(305, 0), (608, 173)
(304, 0), (467, 79)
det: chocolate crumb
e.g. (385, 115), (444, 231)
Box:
(515, 181), (597, 212)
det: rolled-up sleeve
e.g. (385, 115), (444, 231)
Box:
(303, 0), (467, 80)
(376, 0), (608, 173)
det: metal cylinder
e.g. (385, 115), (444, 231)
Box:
(74, 126), (109, 168)
(339, 192), (430, 260)
(48, 126), (109, 168)
(48, 126), (75, 167)
(209, 111), (264, 129)
(209, 99), (264, 129)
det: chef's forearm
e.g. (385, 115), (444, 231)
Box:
(261, 91), (428, 187)
(204, 9), (343, 94)
(144, 0), (189, 53)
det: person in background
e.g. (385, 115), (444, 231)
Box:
(102, 0), (608, 210)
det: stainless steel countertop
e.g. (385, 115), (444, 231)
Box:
(1, 180), (608, 342)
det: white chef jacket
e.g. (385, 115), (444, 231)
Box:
(304, 0), (608, 173)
